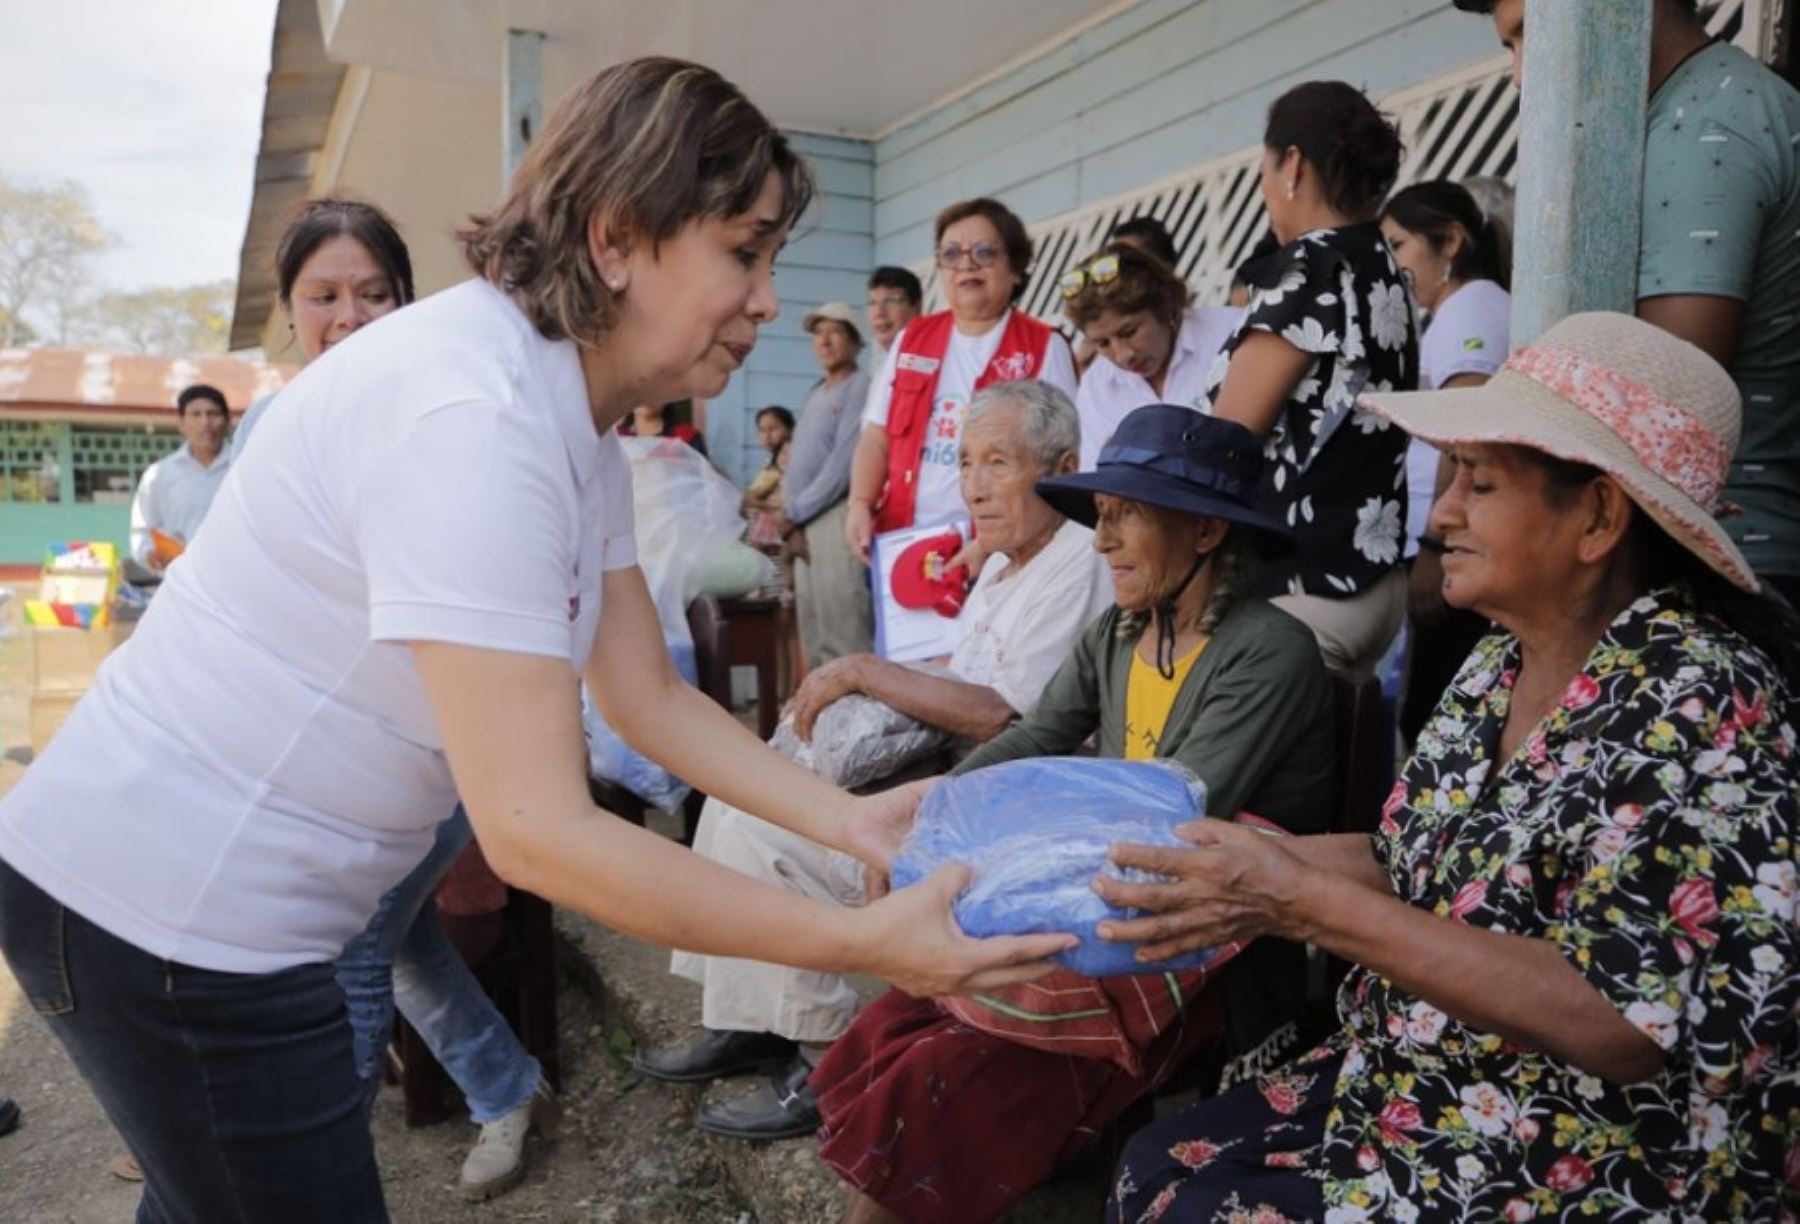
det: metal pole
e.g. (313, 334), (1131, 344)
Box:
(1511, 0), (1654, 347)
(503, 29), (546, 188)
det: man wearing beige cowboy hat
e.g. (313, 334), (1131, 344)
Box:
(781, 301), (874, 667)
(1101, 311), (1798, 1222)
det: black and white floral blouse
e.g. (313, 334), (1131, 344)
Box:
(1208, 222), (1419, 599)
(1323, 587), (1798, 1221)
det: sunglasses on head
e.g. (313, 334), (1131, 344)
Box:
(1059, 254), (1122, 299)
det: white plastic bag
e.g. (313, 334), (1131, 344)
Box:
(769, 685), (951, 790)
(621, 436), (749, 640)
(584, 437), (748, 807)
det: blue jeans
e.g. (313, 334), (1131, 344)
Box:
(333, 807), (540, 1124)
(0, 857), (387, 1223)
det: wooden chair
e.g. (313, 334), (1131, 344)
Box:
(715, 592), (785, 741)
(1302, 669), (1391, 1028)
(395, 888), (561, 1127)
(1328, 670), (1389, 836)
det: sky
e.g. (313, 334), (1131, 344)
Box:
(2, 0), (280, 293)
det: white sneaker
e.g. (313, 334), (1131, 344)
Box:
(458, 1083), (558, 1202)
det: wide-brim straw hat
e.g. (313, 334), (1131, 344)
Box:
(1359, 312), (1757, 592)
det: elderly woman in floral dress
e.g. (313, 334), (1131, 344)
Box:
(1101, 314), (1798, 1222)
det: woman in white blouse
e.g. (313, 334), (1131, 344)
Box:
(1061, 241), (1242, 469)
(0, 58), (1067, 1223)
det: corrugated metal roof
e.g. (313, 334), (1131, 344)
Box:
(0, 348), (296, 417)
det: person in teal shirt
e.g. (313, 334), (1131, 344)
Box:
(1458, 0), (1800, 601)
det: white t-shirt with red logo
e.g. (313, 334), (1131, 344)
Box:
(0, 279), (638, 973)
(863, 311), (1077, 529)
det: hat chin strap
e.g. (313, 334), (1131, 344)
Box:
(1153, 550), (1212, 682)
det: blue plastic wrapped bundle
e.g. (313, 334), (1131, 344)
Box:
(584, 640), (698, 808)
(891, 757), (1221, 976)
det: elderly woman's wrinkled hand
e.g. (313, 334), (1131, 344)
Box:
(786, 655), (867, 741)
(1093, 819), (1312, 964)
(855, 862), (1078, 997)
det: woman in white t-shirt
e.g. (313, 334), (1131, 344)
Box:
(0, 59), (1070, 1223)
(1062, 240), (1243, 469)
(845, 197), (1076, 562)
(1379, 178), (1512, 742)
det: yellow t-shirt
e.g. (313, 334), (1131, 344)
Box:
(1123, 639), (1208, 761)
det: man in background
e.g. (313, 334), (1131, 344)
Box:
(128, 383), (232, 574)
(781, 303), (875, 667)
(864, 266), (922, 374)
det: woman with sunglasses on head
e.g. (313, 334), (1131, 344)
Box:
(1206, 81), (1420, 676)
(1063, 241), (1244, 470)
(845, 197), (1076, 564)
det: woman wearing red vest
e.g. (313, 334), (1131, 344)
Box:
(845, 197), (1077, 561)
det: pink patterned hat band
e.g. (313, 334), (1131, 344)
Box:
(1502, 344), (1731, 512)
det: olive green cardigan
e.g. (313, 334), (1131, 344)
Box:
(956, 598), (1333, 829)
(953, 597), (1336, 1074)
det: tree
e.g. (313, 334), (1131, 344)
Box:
(0, 176), (110, 348)
(78, 279), (233, 355)
(0, 307), (36, 347)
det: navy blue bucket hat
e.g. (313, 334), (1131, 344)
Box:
(1036, 404), (1293, 556)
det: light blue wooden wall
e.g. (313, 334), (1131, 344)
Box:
(710, 131), (875, 486)
(871, 0), (1500, 265)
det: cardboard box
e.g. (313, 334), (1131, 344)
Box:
(32, 626), (113, 695)
(29, 690), (82, 757)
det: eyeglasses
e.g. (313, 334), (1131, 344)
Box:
(866, 293), (911, 310)
(1059, 254), (1122, 299)
(936, 242), (1005, 270)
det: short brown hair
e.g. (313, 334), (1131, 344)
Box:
(1264, 81), (1403, 220)
(934, 197), (1034, 303)
(461, 58), (815, 345)
(1061, 241), (1193, 332)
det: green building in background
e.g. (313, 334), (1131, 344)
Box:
(0, 348), (292, 566)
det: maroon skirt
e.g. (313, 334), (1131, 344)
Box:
(810, 987), (1225, 1224)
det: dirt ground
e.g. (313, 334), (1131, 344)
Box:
(0, 958), (752, 1223)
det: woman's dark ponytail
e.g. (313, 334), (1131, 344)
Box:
(1266, 81), (1404, 220)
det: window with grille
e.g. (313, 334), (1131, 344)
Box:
(0, 420), (62, 504)
(915, 0), (1757, 320)
(71, 425), (181, 506)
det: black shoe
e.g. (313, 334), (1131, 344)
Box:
(633, 1028), (796, 1084)
(694, 1054), (820, 1141)
(0, 1097), (19, 1137)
